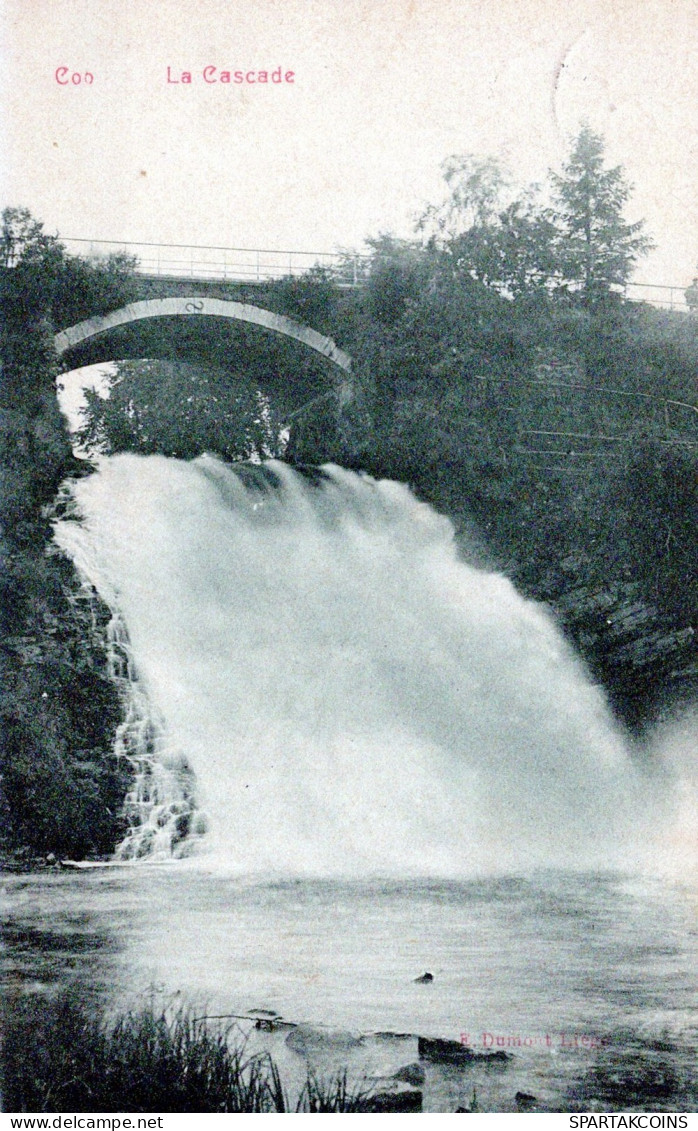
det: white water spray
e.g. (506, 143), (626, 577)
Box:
(54, 453), (658, 875)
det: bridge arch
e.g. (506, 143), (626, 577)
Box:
(54, 296), (353, 374)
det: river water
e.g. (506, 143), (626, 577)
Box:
(3, 866), (697, 1112)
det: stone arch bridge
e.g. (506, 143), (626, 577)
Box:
(54, 295), (353, 420)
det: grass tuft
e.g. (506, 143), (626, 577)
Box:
(296, 1068), (377, 1113)
(2, 990), (404, 1113)
(1, 989), (289, 1113)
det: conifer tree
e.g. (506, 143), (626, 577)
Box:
(550, 124), (652, 300)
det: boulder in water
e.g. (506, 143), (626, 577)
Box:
(247, 1008), (285, 1031)
(515, 1090), (538, 1109)
(362, 1031), (414, 1044)
(419, 1035), (475, 1063)
(392, 1062), (425, 1086)
(286, 1024), (362, 1055)
(365, 1088), (423, 1112)
(418, 1035), (511, 1064)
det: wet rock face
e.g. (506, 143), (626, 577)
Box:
(538, 575), (697, 732)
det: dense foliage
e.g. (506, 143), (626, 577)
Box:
(77, 360), (284, 461)
(0, 208), (134, 857)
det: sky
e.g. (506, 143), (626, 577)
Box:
(2, 0), (697, 289)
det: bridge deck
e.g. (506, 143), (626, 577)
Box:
(62, 238), (369, 288)
(60, 238), (692, 310)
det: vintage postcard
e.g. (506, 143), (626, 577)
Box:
(1, 0), (696, 1119)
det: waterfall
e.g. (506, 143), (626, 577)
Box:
(53, 452), (657, 875)
(53, 482), (203, 859)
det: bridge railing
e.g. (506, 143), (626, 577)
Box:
(60, 239), (694, 310)
(623, 281), (692, 311)
(61, 238), (371, 287)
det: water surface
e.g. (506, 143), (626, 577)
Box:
(3, 867), (697, 1112)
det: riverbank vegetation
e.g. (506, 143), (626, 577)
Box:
(1, 124), (696, 858)
(4, 989), (693, 1113)
(1, 992), (390, 1113)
